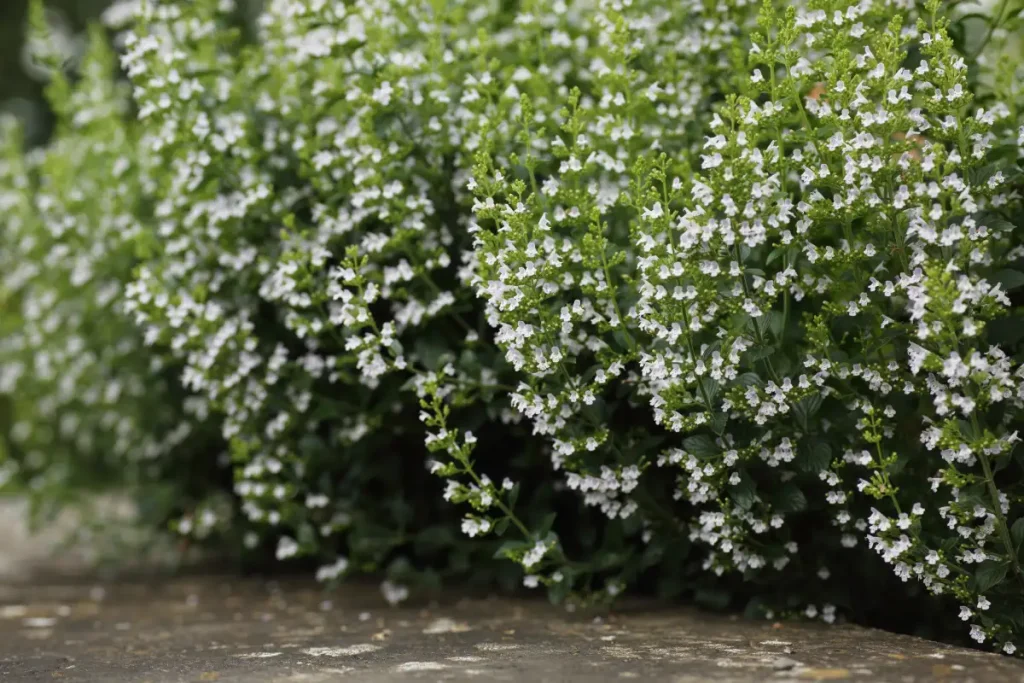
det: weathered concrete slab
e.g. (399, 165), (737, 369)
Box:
(2, 577), (1024, 683)
(0, 496), (93, 580)
(0, 495), (204, 583)
(3, 498), (1024, 682)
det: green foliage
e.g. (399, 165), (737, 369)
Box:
(3, 0), (1024, 656)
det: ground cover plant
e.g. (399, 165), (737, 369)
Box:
(3, 0), (1024, 654)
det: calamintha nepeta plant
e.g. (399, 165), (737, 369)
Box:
(0, 5), (215, 524)
(3, 0), (1024, 653)
(471, 0), (1024, 650)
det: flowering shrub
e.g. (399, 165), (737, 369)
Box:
(3, 0), (1024, 653)
(0, 5), (220, 528)
(472, 0), (1024, 651)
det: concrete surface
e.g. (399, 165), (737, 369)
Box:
(0, 495), (153, 581)
(3, 498), (1024, 682)
(4, 578), (1024, 682)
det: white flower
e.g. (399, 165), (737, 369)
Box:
(461, 517), (491, 537)
(380, 580), (409, 606)
(315, 557), (349, 582)
(522, 541), (548, 568)
(275, 536), (299, 561)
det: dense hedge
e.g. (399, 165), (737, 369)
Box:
(3, 0), (1024, 653)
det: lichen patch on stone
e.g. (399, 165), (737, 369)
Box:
(474, 642), (520, 651)
(600, 645), (642, 660)
(394, 661), (449, 672)
(302, 644), (380, 657)
(423, 617), (471, 634)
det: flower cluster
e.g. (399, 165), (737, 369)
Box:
(3, 0), (1024, 654)
(470, 0), (1024, 650)
(0, 6), (213, 527)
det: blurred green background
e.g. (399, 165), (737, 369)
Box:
(0, 0), (112, 479)
(1, 0), (109, 141)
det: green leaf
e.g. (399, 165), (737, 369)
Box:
(709, 412), (728, 436)
(537, 512), (557, 535)
(734, 372), (762, 388)
(699, 378), (721, 404)
(730, 474), (758, 510)
(596, 551), (626, 571)
(792, 393), (823, 430)
(507, 483), (520, 510)
(493, 517), (511, 536)
(492, 539), (529, 560)
(633, 434), (668, 457)
(955, 14), (991, 55)
(985, 315), (1024, 347)
(796, 439), (832, 473)
(747, 344), (777, 362)
(547, 576), (572, 605)
(641, 543), (664, 569)
(413, 337), (448, 370)
(975, 561), (1009, 594)
(767, 311), (785, 340)
(774, 483), (807, 513)
(993, 269), (1024, 292)
(1012, 517), (1024, 550)
(612, 329), (633, 352)
(683, 434), (718, 457)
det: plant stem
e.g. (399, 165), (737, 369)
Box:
(970, 0), (1010, 59)
(462, 464), (532, 538)
(977, 448), (1024, 588)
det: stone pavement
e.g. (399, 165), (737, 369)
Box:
(2, 498), (1024, 682)
(4, 578), (1024, 683)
